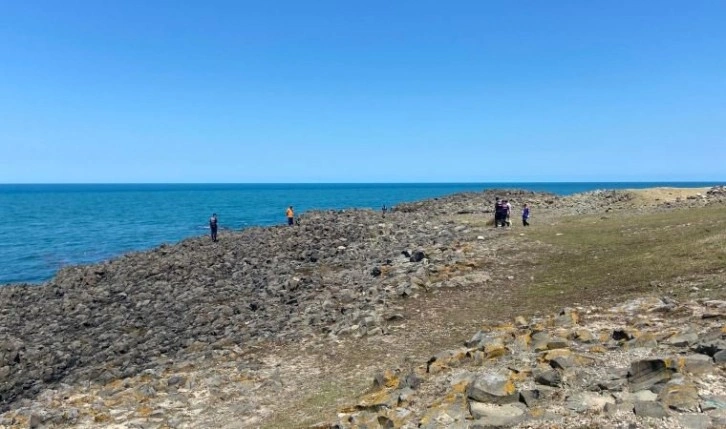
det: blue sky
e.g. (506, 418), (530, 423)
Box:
(1, 1), (724, 183)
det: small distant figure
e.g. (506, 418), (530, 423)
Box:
(522, 204), (530, 226)
(382, 204), (388, 218)
(209, 213), (218, 242)
(286, 206), (294, 226)
(504, 200), (512, 227)
(494, 197), (504, 227)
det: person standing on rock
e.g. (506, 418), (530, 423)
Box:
(522, 204), (530, 226)
(382, 204), (387, 218)
(209, 213), (218, 242)
(286, 206), (294, 226)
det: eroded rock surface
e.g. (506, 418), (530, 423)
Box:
(329, 298), (726, 429)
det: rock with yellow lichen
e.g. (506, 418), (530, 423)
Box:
(328, 298), (726, 429)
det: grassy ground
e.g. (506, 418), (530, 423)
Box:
(519, 206), (726, 307)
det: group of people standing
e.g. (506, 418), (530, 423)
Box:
(494, 198), (530, 227)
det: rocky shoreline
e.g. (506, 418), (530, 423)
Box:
(1, 186), (724, 428)
(0, 189), (543, 410)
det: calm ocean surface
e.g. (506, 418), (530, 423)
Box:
(0, 182), (720, 285)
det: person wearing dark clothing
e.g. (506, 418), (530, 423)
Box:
(209, 213), (218, 242)
(522, 204), (530, 226)
(382, 204), (388, 218)
(494, 198), (504, 227)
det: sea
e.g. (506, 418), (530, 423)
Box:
(0, 182), (721, 285)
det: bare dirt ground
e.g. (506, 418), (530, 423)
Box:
(627, 187), (711, 203)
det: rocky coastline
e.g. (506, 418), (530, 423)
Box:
(1, 186), (725, 428)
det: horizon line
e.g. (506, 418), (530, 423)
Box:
(1, 180), (724, 186)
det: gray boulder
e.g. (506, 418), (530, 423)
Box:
(627, 358), (673, 392)
(467, 372), (519, 404)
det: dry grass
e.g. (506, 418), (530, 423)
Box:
(261, 381), (361, 429)
(519, 206), (726, 307)
(627, 187), (710, 204)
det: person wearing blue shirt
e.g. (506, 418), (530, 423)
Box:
(209, 213), (219, 241)
(522, 204), (530, 227)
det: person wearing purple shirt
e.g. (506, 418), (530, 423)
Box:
(522, 204), (530, 227)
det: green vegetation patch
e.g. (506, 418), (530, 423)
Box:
(261, 380), (366, 429)
(520, 206), (726, 307)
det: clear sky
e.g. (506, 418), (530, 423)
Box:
(1, 1), (724, 183)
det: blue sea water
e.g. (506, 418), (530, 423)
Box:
(0, 182), (721, 285)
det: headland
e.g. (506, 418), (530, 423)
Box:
(1, 186), (725, 428)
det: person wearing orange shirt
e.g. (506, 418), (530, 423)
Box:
(286, 206), (294, 226)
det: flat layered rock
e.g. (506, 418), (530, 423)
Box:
(329, 296), (726, 429)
